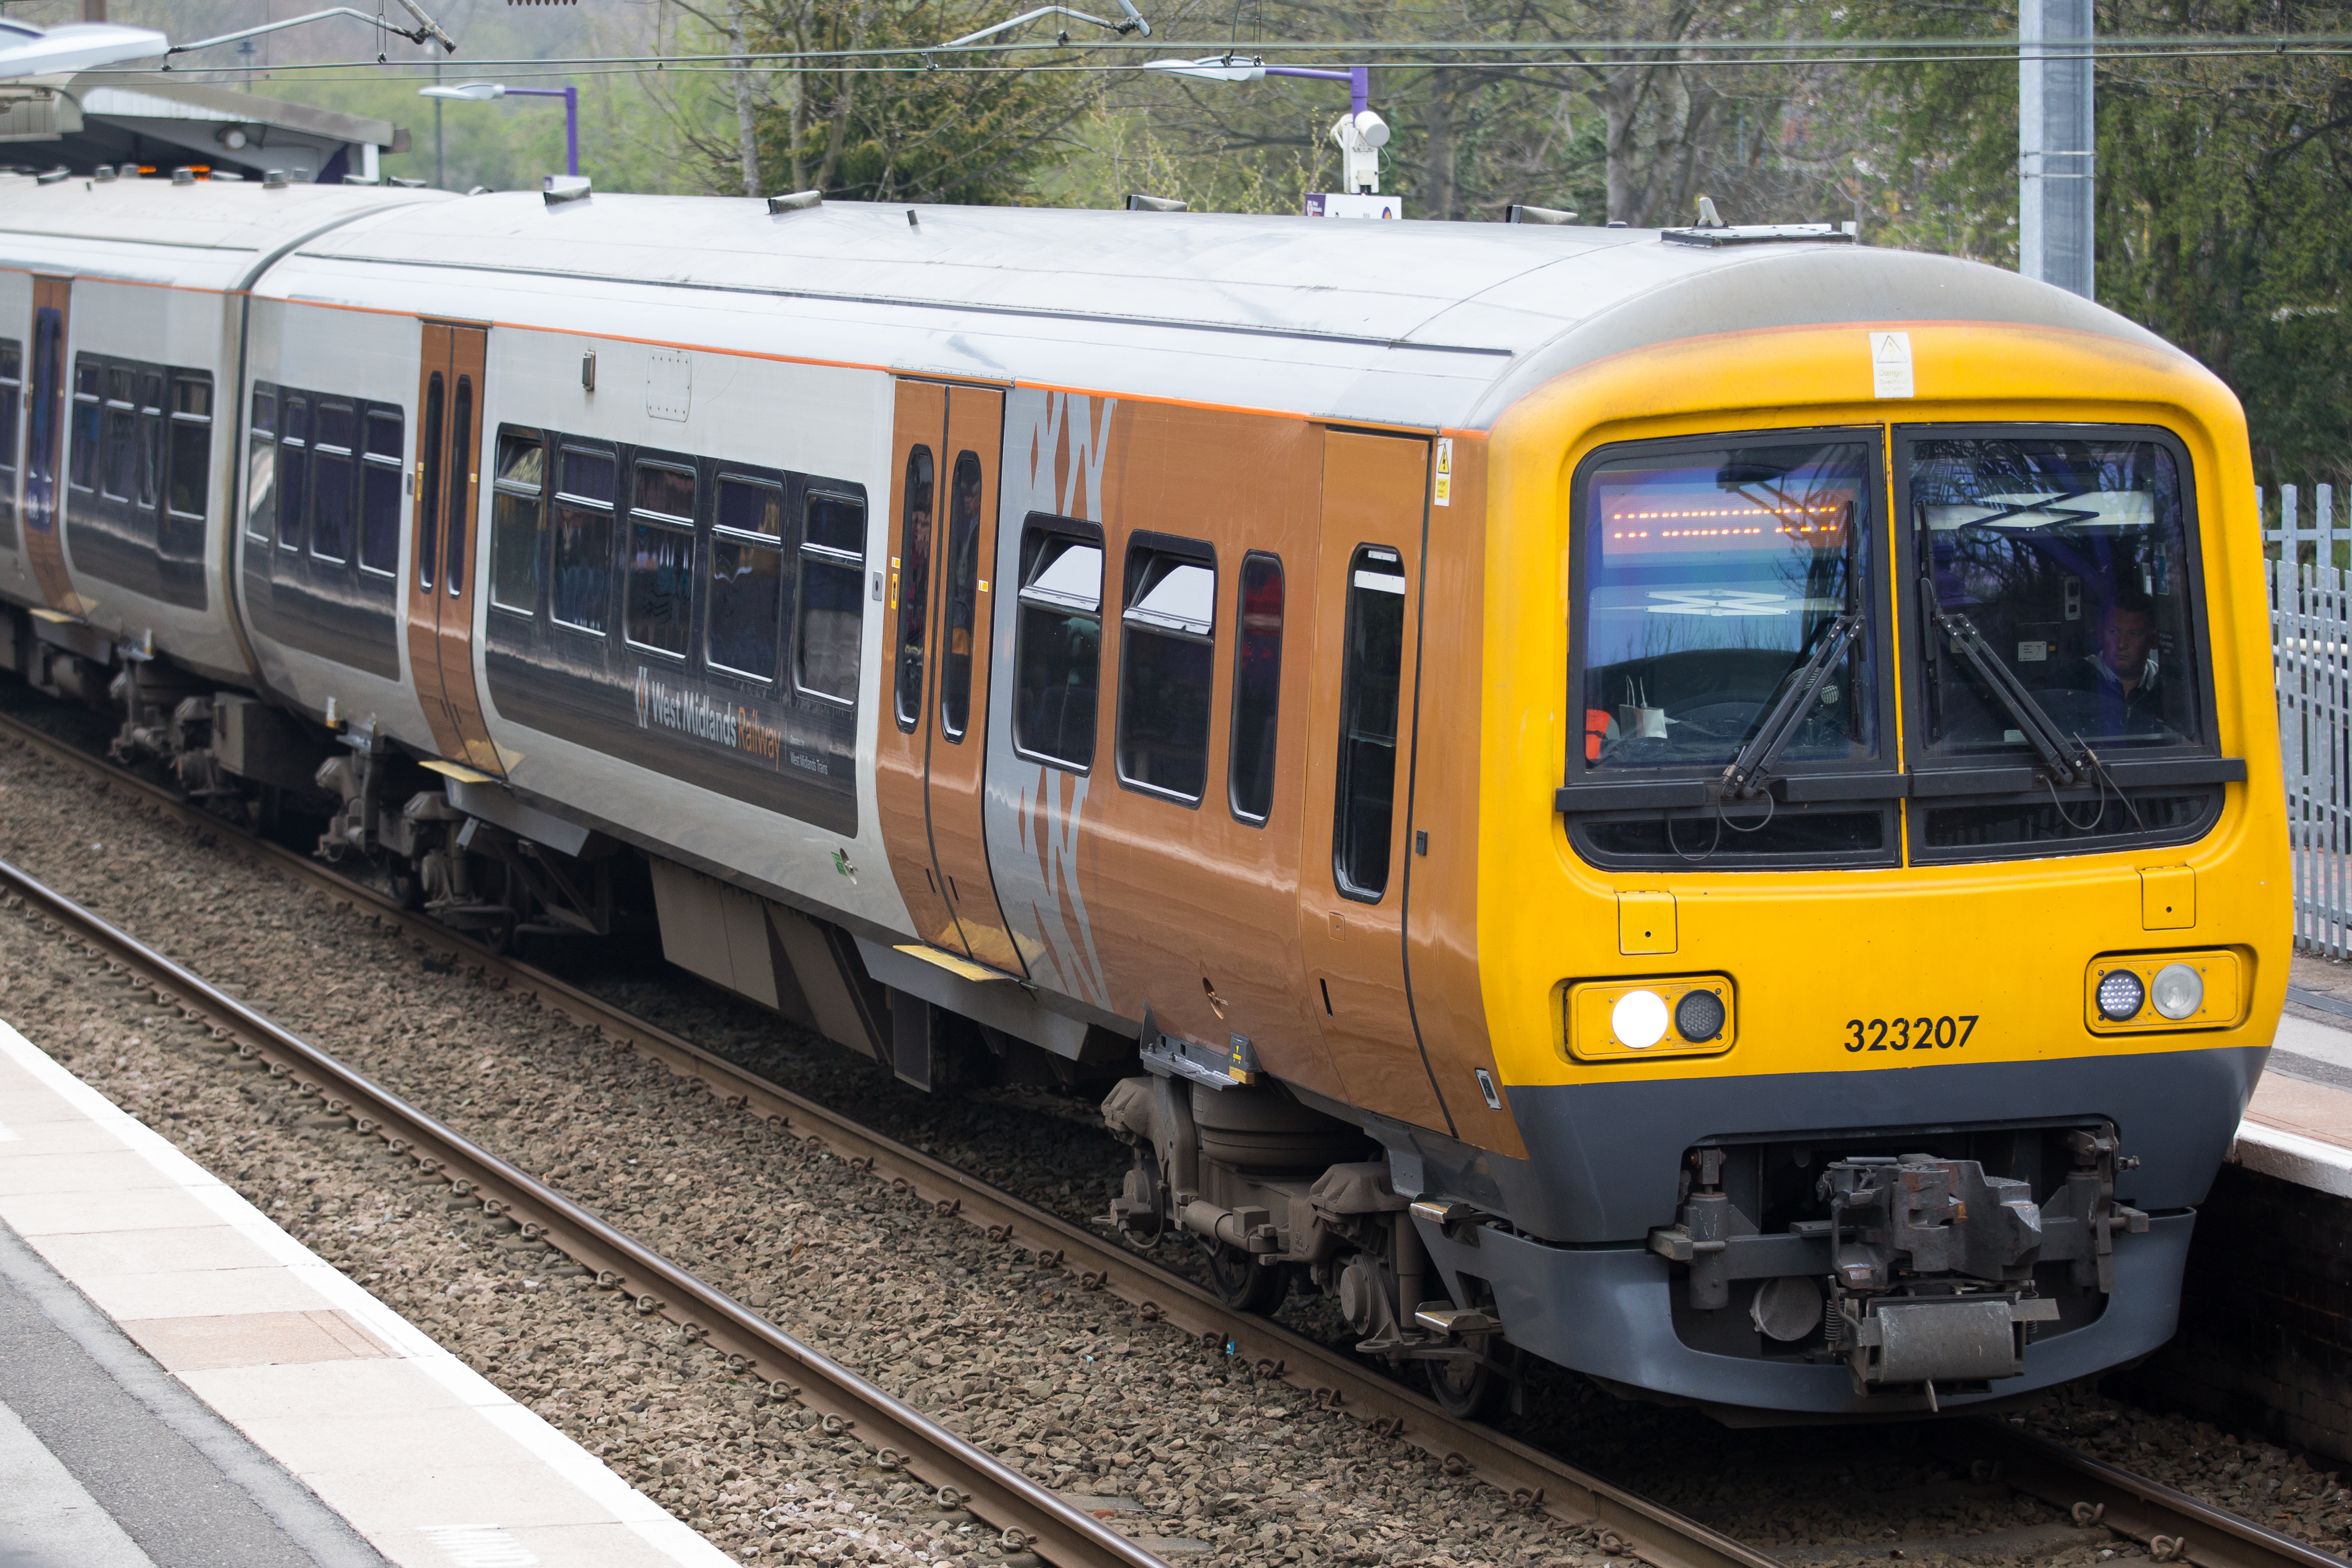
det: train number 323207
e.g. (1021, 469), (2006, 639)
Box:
(1843, 1015), (1980, 1053)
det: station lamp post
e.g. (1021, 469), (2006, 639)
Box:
(1144, 55), (1392, 210)
(419, 81), (579, 180)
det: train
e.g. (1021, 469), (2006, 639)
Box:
(0, 164), (2288, 1421)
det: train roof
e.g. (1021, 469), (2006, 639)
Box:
(3, 178), (2185, 430)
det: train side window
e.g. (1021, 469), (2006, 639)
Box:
(487, 427), (546, 613)
(166, 375), (212, 526)
(359, 408), (401, 576)
(244, 386), (276, 543)
(417, 376), (441, 587)
(939, 453), (983, 736)
(551, 443), (616, 635)
(1229, 552), (1284, 824)
(68, 358), (99, 494)
(1333, 546), (1407, 902)
(708, 475), (783, 683)
(798, 490), (866, 706)
(1011, 519), (1103, 770)
(445, 376), (474, 597)
(0, 340), (18, 542)
(278, 393), (310, 556)
(101, 364), (134, 503)
(1116, 538), (1216, 802)
(310, 400), (355, 563)
(136, 373), (163, 512)
(625, 459), (695, 658)
(893, 446), (934, 731)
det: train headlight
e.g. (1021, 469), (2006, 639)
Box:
(1611, 989), (1670, 1049)
(2150, 962), (2205, 1021)
(1674, 988), (1727, 1043)
(2095, 969), (2146, 1021)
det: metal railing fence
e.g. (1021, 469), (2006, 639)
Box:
(2266, 483), (2349, 955)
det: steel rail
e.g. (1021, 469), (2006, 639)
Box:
(1943, 1421), (2351, 1568)
(0, 851), (1167, 1568)
(0, 710), (1776, 1568)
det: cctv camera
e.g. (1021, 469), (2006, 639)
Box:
(1353, 110), (1390, 148)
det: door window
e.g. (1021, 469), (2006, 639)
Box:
(893, 446), (934, 730)
(1333, 546), (1407, 902)
(416, 376), (441, 585)
(1229, 552), (1284, 824)
(444, 377), (474, 596)
(0, 339), (17, 542)
(798, 491), (865, 704)
(1116, 541), (1216, 802)
(26, 308), (60, 532)
(939, 452), (983, 737)
(1012, 521), (1103, 769)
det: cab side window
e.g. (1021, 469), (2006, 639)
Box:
(1012, 517), (1103, 770)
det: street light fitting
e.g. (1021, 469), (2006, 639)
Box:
(419, 81), (504, 101)
(1141, 54), (1265, 81)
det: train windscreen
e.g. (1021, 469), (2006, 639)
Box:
(1908, 436), (2203, 757)
(1579, 439), (1877, 773)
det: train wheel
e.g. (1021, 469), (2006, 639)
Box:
(1201, 1241), (1287, 1314)
(1423, 1339), (1506, 1421)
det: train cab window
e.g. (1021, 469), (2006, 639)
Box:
(709, 476), (783, 682)
(1116, 539), (1216, 803)
(310, 401), (355, 563)
(1229, 552), (1284, 824)
(1012, 519), (1103, 770)
(359, 409), (401, 575)
(1334, 547), (1406, 901)
(939, 454), (983, 737)
(244, 386), (276, 543)
(625, 459), (695, 658)
(798, 492), (866, 705)
(892, 446), (934, 731)
(277, 394), (310, 554)
(136, 374), (162, 512)
(167, 375), (211, 525)
(0, 340), (18, 541)
(101, 366), (134, 503)
(488, 428), (546, 612)
(551, 445), (616, 635)
(69, 359), (98, 494)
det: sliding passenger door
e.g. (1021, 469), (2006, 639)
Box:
(22, 277), (72, 612)
(873, 379), (1026, 974)
(1296, 430), (1451, 1132)
(405, 321), (504, 777)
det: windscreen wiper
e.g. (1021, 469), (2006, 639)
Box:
(1922, 587), (2090, 785)
(1720, 611), (1864, 800)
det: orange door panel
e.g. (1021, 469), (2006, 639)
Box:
(875, 380), (962, 951)
(23, 277), (73, 612)
(404, 322), (504, 776)
(1296, 430), (1452, 1134)
(927, 386), (1026, 974)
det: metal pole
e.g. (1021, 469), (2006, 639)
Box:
(433, 60), (444, 190)
(564, 84), (578, 178)
(2019, 0), (2095, 299)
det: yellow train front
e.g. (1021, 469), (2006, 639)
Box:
(1442, 238), (2289, 1418)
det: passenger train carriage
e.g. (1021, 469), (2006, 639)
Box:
(0, 170), (2289, 1419)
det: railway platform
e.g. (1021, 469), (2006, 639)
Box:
(0, 1016), (731, 1568)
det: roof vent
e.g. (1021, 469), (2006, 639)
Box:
(1506, 204), (1577, 224)
(171, 167), (197, 186)
(543, 174), (591, 205)
(1125, 192), (1186, 212)
(93, 164), (116, 182)
(767, 188), (821, 214)
(1661, 223), (1856, 248)
(34, 167), (68, 185)
(262, 169), (290, 189)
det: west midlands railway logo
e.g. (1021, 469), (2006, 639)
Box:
(634, 666), (786, 765)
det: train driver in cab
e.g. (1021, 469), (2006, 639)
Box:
(2050, 584), (2167, 734)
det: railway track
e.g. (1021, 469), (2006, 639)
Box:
(0, 702), (2341, 1568)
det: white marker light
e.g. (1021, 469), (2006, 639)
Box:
(1611, 989), (1670, 1049)
(2150, 963), (2204, 1021)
